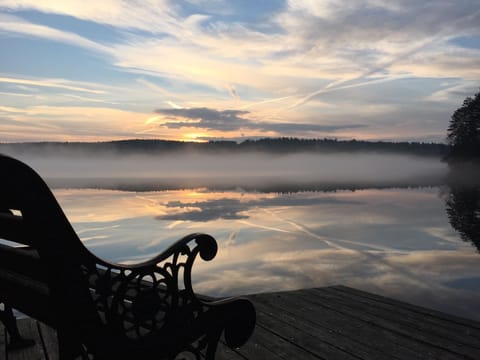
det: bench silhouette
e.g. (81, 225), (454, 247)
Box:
(0, 154), (255, 359)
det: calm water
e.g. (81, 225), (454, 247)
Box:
(4, 152), (478, 320)
(51, 185), (480, 321)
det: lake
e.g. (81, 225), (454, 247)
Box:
(49, 183), (480, 322)
(5, 152), (480, 321)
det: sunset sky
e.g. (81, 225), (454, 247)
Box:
(1, 0), (479, 143)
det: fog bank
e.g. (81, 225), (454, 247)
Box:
(5, 152), (447, 190)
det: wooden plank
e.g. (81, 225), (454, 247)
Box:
(222, 326), (285, 360)
(322, 287), (480, 349)
(216, 342), (249, 360)
(334, 286), (480, 329)
(254, 304), (371, 360)
(295, 289), (477, 360)
(38, 322), (59, 360)
(309, 287), (480, 359)
(234, 324), (322, 360)
(7, 319), (45, 360)
(250, 290), (416, 360)
(250, 290), (453, 360)
(251, 302), (398, 359)
(0, 322), (6, 360)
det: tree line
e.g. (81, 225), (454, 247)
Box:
(0, 138), (449, 157)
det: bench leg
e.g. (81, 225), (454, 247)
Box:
(0, 303), (36, 350)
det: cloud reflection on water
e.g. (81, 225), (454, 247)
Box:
(157, 195), (361, 222)
(52, 187), (480, 321)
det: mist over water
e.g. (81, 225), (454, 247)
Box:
(6, 152), (447, 190)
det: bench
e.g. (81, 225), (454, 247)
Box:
(0, 154), (255, 359)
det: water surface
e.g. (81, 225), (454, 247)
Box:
(4, 152), (478, 320)
(51, 185), (480, 321)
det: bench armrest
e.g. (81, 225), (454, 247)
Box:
(84, 233), (216, 302)
(76, 233), (254, 359)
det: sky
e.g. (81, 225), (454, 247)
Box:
(0, 0), (479, 143)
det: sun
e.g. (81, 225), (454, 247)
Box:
(182, 133), (209, 142)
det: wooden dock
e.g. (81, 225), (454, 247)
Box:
(2, 285), (480, 359)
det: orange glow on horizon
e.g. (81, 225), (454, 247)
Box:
(182, 133), (209, 142)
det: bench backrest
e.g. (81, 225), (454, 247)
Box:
(0, 154), (101, 338)
(0, 154), (84, 256)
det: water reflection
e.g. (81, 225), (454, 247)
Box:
(446, 186), (480, 252)
(49, 185), (480, 321)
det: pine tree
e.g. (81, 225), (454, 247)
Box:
(446, 90), (480, 162)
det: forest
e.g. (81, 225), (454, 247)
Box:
(0, 138), (448, 158)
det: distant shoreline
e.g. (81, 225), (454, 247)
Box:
(45, 176), (447, 193)
(0, 138), (448, 158)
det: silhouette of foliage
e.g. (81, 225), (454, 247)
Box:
(446, 186), (480, 252)
(446, 90), (480, 162)
(0, 138), (448, 157)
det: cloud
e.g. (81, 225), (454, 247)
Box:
(111, 0), (479, 119)
(0, 76), (107, 94)
(0, 13), (111, 55)
(289, 75), (411, 109)
(154, 107), (249, 131)
(2, 2), (479, 89)
(0, 105), (155, 141)
(156, 196), (361, 222)
(280, 1), (480, 108)
(260, 123), (366, 133)
(153, 107), (366, 134)
(0, 91), (34, 97)
(226, 84), (238, 99)
(423, 82), (480, 103)
(158, 199), (250, 222)
(0, 1), (177, 34)
(2, 2), (478, 96)
(1, 1), (479, 142)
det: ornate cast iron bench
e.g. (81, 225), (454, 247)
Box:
(0, 154), (255, 359)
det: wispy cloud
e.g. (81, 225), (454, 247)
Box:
(0, 76), (107, 94)
(0, 13), (111, 54)
(0, 105), (156, 141)
(239, 96), (295, 110)
(0, 91), (34, 97)
(226, 83), (239, 99)
(0, 1), (177, 34)
(423, 82), (480, 103)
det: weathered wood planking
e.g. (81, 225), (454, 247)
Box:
(246, 286), (480, 360)
(333, 285), (480, 330)
(38, 322), (59, 360)
(298, 290), (474, 359)
(5, 319), (44, 360)
(250, 290), (425, 360)
(319, 287), (480, 352)
(251, 295), (394, 360)
(2, 286), (480, 360)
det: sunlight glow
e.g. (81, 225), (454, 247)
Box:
(182, 133), (209, 142)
